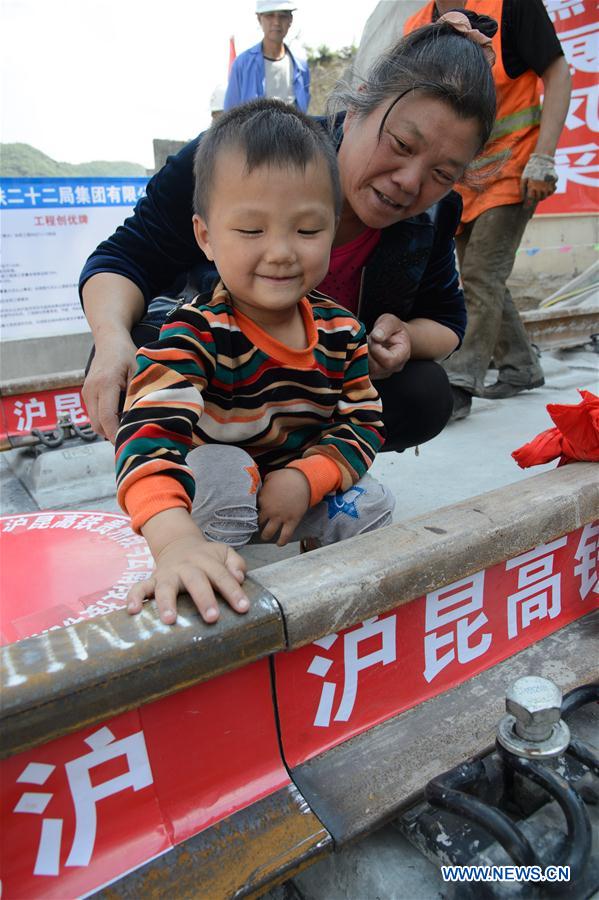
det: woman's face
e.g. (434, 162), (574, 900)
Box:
(338, 93), (483, 228)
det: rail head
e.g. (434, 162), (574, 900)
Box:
(254, 462), (599, 648)
(0, 370), (85, 398)
(0, 577), (285, 758)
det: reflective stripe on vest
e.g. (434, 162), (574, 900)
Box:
(490, 105), (542, 141)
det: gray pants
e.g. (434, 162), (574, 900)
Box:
(443, 202), (544, 396)
(188, 445), (395, 548)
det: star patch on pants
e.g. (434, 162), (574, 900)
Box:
(326, 485), (365, 520)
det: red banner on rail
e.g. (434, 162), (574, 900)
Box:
(275, 522), (599, 767)
(539, 0), (598, 215)
(0, 664), (287, 899)
(0, 385), (89, 446)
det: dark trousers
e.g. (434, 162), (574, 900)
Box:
(375, 359), (453, 452)
(443, 202), (544, 395)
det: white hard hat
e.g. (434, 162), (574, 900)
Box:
(256, 0), (296, 13)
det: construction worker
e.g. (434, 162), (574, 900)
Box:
(224, 1), (310, 112)
(404, 1), (572, 419)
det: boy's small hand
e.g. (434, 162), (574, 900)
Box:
(128, 519), (249, 625)
(258, 468), (311, 546)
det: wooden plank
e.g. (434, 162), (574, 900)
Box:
(254, 463), (599, 649)
(288, 611), (599, 846)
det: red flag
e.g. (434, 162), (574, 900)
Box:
(229, 36), (236, 75)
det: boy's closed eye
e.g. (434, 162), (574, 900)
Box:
(234, 227), (325, 236)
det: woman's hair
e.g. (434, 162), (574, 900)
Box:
(329, 21), (497, 159)
(193, 98), (342, 219)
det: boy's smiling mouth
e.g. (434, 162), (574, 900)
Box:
(257, 273), (300, 282)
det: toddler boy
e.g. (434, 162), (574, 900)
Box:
(116, 99), (394, 625)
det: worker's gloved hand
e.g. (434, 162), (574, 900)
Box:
(521, 153), (558, 207)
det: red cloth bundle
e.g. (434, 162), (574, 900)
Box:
(512, 390), (599, 469)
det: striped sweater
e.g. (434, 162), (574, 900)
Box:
(116, 284), (385, 532)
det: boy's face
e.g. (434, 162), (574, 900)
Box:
(193, 149), (336, 322)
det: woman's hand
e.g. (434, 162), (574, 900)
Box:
(131, 509), (249, 625)
(368, 314), (412, 380)
(258, 469), (311, 546)
(83, 331), (139, 443)
(81, 272), (147, 443)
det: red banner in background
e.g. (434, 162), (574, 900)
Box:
(539, 0), (599, 215)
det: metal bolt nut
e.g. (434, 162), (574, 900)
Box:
(505, 676), (562, 742)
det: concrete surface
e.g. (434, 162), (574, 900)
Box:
(369, 347), (598, 523)
(277, 828), (447, 900)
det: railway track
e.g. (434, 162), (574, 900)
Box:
(522, 306), (599, 352)
(1, 464), (597, 897)
(0, 302), (597, 897)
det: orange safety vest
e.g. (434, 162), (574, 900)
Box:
(404, 0), (541, 222)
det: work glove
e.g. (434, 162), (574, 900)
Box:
(522, 153), (558, 185)
(521, 153), (558, 206)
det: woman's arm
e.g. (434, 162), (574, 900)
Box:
(368, 315), (458, 379)
(79, 136), (203, 440)
(522, 56), (571, 206)
(82, 273), (145, 442)
(404, 317), (459, 358)
(368, 192), (466, 377)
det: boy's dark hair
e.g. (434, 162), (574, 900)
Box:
(193, 99), (342, 219)
(329, 18), (497, 173)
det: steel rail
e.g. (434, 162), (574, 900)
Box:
(521, 306), (599, 351)
(2, 462), (597, 759)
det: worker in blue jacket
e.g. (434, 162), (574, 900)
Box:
(224, 0), (310, 111)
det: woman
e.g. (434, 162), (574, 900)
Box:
(80, 14), (496, 448)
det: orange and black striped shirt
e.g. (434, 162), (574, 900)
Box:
(116, 284), (385, 531)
